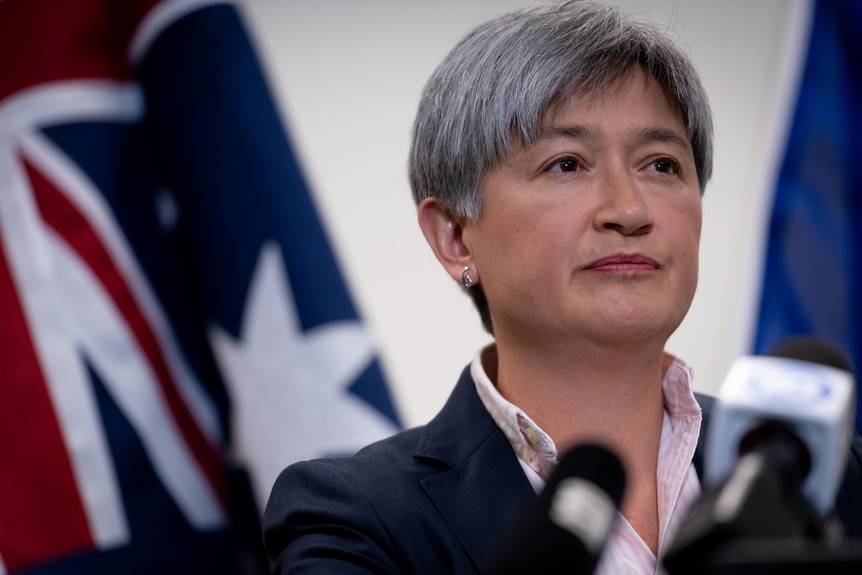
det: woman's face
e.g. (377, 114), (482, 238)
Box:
(463, 70), (702, 349)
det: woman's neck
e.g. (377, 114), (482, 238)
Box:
(487, 339), (668, 553)
(491, 338), (666, 445)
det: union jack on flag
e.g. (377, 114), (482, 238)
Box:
(0, 0), (402, 573)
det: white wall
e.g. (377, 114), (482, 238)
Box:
(238, 0), (813, 428)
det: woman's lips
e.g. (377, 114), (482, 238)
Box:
(584, 254), (661, 272)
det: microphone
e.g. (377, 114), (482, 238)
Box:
(664, 337), (858, 573)
(487, 443), (626, 575)
(704, 337), (855, 516)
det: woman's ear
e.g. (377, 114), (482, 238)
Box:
(417, 198), (479, 286)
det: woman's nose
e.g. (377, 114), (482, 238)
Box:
(592, 168), (654, 237)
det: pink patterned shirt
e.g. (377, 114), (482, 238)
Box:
(471, 346), (703, 575)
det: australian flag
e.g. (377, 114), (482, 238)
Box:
(753, 0), (862, 431)
(0, 0), (402, 573)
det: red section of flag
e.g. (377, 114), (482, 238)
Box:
(23, 158), (227, 505)
(0, 162), (95, 571)
(0, 0), (160, 102)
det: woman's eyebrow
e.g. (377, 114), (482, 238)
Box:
(536, 124), (691, 152)
(537, 124), (593, 142)
(635, 126), (692, 151)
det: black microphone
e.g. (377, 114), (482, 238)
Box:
(664, 337), (858, 574)
(488, 443), (626, 575)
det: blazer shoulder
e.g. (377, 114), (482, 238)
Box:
(261, 425), (443, 574)
(261, 362), (523, 574)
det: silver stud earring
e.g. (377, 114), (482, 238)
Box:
(461, 266), (474, 288)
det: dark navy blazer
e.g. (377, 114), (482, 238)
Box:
(262, 365), (862, 574)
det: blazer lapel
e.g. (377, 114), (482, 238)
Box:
(415, 366), (535, 573)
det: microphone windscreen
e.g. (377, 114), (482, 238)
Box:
(488, 443), (626, 575)
(767, 336), (853, 374)
(547, 443), (626, 506)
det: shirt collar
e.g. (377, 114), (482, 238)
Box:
(471, 345), (558, 482)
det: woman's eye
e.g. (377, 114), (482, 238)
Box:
(548, 157), (581, 173)
(648, 158), (678, 174)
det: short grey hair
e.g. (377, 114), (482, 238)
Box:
(408, 0), (714, 334)
(409, 0), (713, 220)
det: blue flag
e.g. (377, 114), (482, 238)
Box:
(753, 0), (862, 431)
(0, 0), (401, 573)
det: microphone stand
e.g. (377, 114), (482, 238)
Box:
(664, 436), (862, 574)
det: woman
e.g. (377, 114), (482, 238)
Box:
(263, 1), (861, 573)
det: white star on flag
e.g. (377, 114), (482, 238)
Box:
(209, 241), (400, 508)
